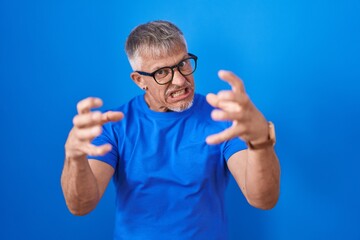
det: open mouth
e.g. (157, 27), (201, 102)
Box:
(168, 87), (193, 102)
(171, 88), (187, 98)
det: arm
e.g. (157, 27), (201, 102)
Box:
(61, 97), (123, 215)
(206, 70), (280, 210)
(227, 149), (280, 210)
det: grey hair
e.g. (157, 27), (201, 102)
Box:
(125, 20), (187, 68)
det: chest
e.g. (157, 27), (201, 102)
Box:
(117, 117), (227, 187)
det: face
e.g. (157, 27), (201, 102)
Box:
(131, 50), (195, 112)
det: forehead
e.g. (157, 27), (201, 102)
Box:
(135, 48), (188, 72)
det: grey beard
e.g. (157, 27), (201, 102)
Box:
(168, 99), (194, 112)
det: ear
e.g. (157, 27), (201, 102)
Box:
(130, 72), (147, 90)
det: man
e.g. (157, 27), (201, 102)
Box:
(61, 20), (280, 239)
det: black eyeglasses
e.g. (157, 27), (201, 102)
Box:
(135, 53), (198, 85)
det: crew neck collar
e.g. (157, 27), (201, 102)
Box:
(138, 93), (199, 119)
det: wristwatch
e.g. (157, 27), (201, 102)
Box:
(247, 121), (276, 150)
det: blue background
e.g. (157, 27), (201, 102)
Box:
(1, 0), (359, 239)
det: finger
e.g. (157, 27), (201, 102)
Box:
(101, 111), (124, 124)
(217, 90), (236, 101)
(74, 126), (102, 141)
(217, 100), (242, 113)
(206, 93), (220, 108)
(207, 93), (245, 112)
(73, 111), (103, 128)
(218, 70), (246, 94)
(81, 143), (113, 156)
(211, 109), (245, 122)
(206, 127), (239, 145)
(77, 97), (103, 114)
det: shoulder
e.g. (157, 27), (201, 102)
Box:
(192, 93), (233, 130)
(193, 93), (213, 111)
(101, 95), (143, 131)
(190, 93), (216, 119)
(110, 95), (143, 113)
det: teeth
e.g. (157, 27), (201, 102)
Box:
(171, 89), (186, 97)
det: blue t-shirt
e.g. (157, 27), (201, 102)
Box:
(90, 93), (246, 240)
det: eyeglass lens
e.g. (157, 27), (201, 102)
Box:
(154, 58), (196, 84)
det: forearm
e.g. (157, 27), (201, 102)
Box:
(61, 156), (100, 215)
(61, 98), (122, 215)
(245, 147), (280, 209)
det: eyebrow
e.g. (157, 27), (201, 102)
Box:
(149, 53), (189, 72)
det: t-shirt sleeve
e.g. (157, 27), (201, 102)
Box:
(88, 124), (119, 169)
(223, 137), (247, 161)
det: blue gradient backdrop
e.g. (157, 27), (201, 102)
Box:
(1, 0), (359, 239)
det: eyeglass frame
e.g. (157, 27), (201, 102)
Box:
(135, 53), (198, 85)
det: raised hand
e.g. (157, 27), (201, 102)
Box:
(65, 97), (124, 159)
(206, 70), (269, 145)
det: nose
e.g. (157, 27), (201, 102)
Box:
(171, 68), (187, 86)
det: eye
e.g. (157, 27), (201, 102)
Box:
(178, 60), (187, 68)
(155, 68), (170, 79)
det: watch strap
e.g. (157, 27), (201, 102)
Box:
(247, 121), (276, 150)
